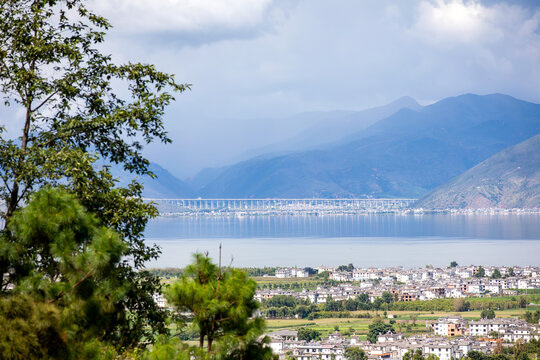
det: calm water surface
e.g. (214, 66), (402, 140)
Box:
(144, 214), (540, 268)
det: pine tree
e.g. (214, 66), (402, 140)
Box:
(0, 0), (189, 347)
(165, 253), (267, 353)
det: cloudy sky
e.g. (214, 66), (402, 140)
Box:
(88, 0), (540, 178)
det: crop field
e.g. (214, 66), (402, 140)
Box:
(263, 306), (540, 338)
(265, 316), (426, 339)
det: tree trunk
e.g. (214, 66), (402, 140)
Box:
(4, 102), (32, 226)
(207, 330), (212, 352)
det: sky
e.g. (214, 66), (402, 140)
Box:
(7, 0), (540, 179)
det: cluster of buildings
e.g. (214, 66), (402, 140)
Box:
(276, 267), (311, 278)
(267, 330), (507, 360)
(267, 315), (540, 360)
(432, 316), (539, 343)
(256, 284), (367, 303)
(256, 265), (540, 303)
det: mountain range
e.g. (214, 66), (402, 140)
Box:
(416, 133), (540, 209)
(136, 93), (540, 204)
(195, 93), (540, 198)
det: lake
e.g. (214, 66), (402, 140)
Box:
(144, 214), (540, 268)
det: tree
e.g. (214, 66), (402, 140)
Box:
(493, 340), (504, 353)
(481, 309), (496, 319)
(0, 0), (189, 348)
(508, 268), (515, 277)
(467, 351), (488, 360)
(382, 291), (394, 304)
(523, 310), (540, 324)
(475, 267), (486, 278)
(0, 187), (127, 359)
(324, 295), (342, 312)
(403, 350), (424, 360)
(454, 298), (471, 312)
(372, 297), (384, 311)
(165, 253), (265, 352)
(491, 269), (502, 279)
(297, 328), (321, 342)
(450, 261), (458, 268)
(367, 320), (394, 343)
(513, 339), (528, 360)
(345, 347), (367, 360)
(294, 305), (311, 319)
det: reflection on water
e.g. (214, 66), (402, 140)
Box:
(144, 214), (540, 268)
(146, 214), (540, 239)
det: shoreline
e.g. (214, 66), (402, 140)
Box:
(156, 208), (540, 217)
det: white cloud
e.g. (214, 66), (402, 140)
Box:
(81, 0), (540, 177)
(412, 0), (502, 45)
(91, 0), (281, 34)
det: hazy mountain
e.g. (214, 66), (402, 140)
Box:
(416, 134), (540, 209)
(197, 94), (540, 198)
(242, 96), (421, 157)
(189, 96), (421, 190)
(110, 162), (194, 198)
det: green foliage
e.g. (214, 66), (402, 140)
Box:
(324, 295), (343, 312)
(403, 350), (425, 360)
(526, 339), (540, 358)
(0, 0), (188, 348)
(294, 304), (312, 319)
(475, 267), (486, 278)
(0, 0), (188, 347)
(345, 347), (367, 360)
(481, 309), (496, 319)
(336, 263), (354, 272)
(315, 271), (330, 280)
(382, 291), (394, 304)
(165, 253), (265, 352)
(264, 295), (297, 308)
(213, 331), (277, 360)
(513, 340), (528, 360)
(454, 298), (471, 312)
(0, 294), (68, 359)
(140, 336), (197, 360)
(491, 269), (502, 279)
(367, 321), (394, 343)
(147, 268), (184, 278)
(467, 351), (489, 360)
(0, 188), (126, 359)
(297, 328), (321, 342)
(523, 309), (540, 324)
(450, 261), (458, 268)
(236, 267), (277, 277)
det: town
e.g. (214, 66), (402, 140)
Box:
(266, 316), (540, 360)
(151, 263), (540, 359)
(256, 264), (540, 303)
(256, 264), (540, 359)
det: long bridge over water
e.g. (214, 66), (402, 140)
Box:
(145, 198), (418, 214)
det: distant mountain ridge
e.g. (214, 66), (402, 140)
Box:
(245, 96), (421, 155)
(187, 96), (421, 190)
(195, 93), (540, 198)
(416, 133), (540, 209)
(109, 162), (194, 199)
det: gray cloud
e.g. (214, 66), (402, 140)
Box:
(86, 0), (540, 178)
(90, 0), (298, 46)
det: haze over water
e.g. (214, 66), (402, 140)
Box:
(144, 214), (540, 268)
